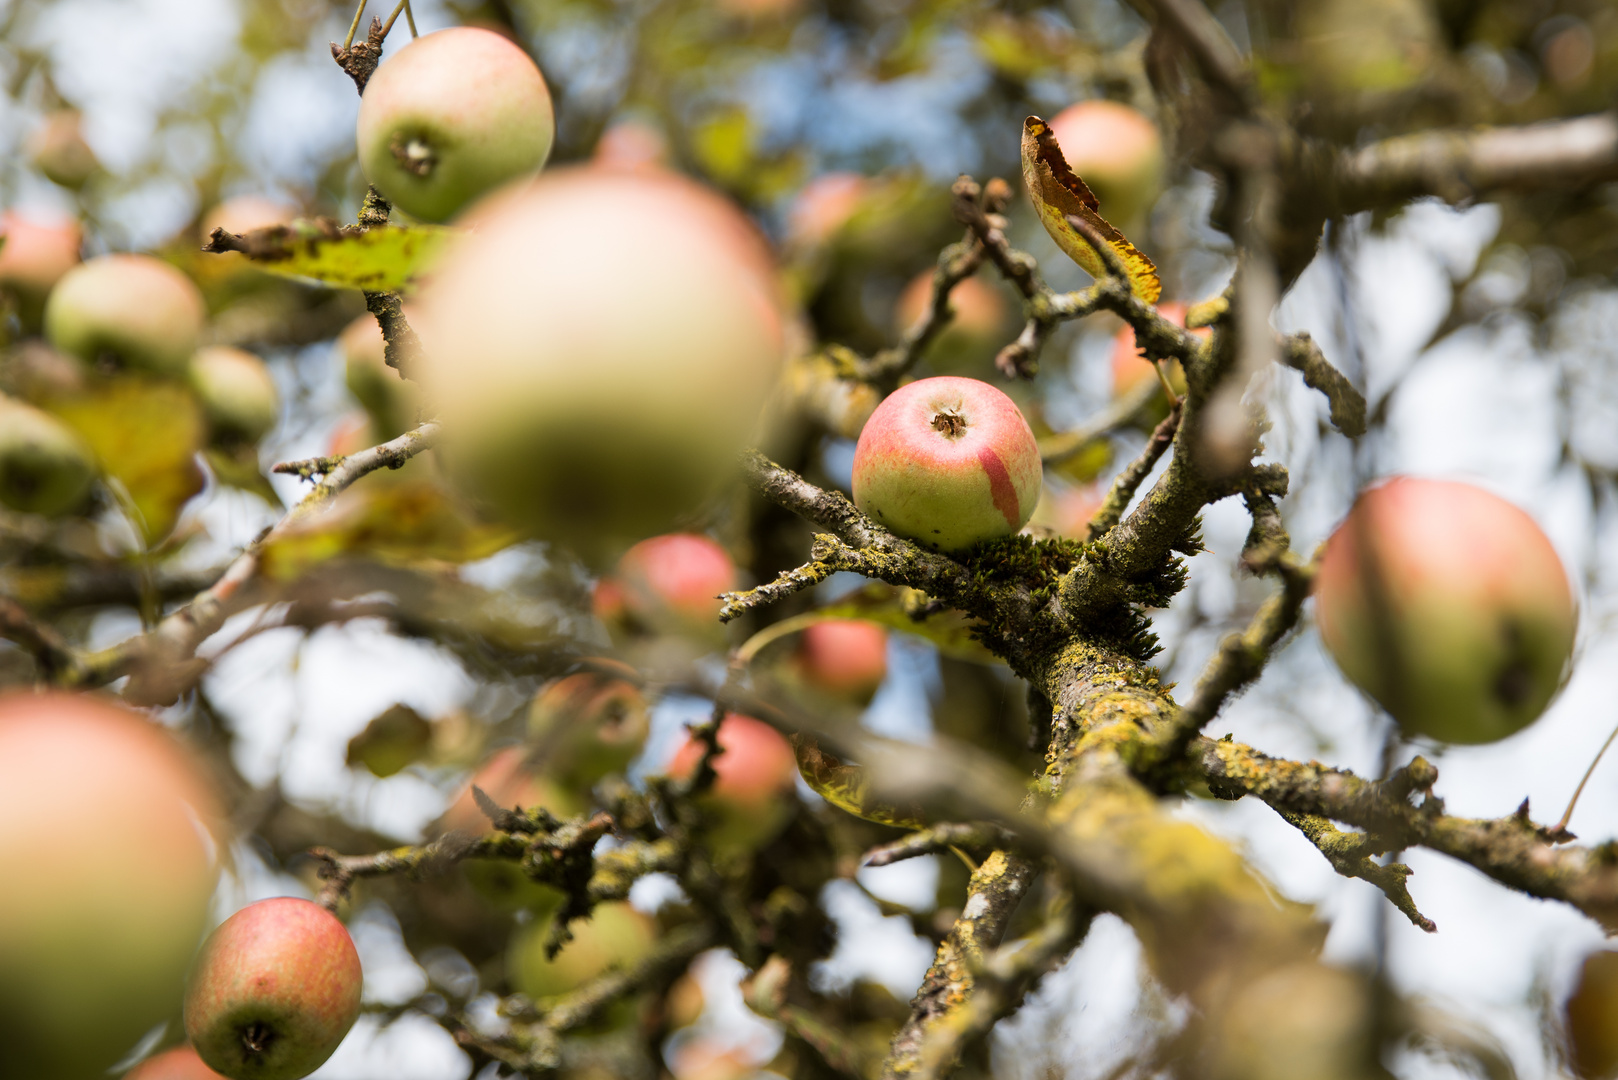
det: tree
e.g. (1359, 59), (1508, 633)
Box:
(1, 0), (1616, 1079)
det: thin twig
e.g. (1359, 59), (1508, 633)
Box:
(1552, 716), (1618, 840)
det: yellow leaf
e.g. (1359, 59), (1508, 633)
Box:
(258, 476), (518, 580)
(214, 220), (455, 292)
(791, 735), (929, 829)
(1020, 116), (1161, 303)
(49, 379), (205, 543)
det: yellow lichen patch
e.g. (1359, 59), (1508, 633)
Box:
(1020, 117), (1162, 303)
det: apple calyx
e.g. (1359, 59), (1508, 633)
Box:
(931, 409), (967, 438)
(391, 133), (437, 177)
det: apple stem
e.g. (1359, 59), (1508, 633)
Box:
(1553, 716), (1618, 840)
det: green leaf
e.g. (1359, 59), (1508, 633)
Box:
(216, 221), (456, 291)
(791, 735), (929, 829)
(48, 379), (206, 543)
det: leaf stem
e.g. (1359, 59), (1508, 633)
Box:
(1553, 715), (1618, 838)
(342, 0), (367, 50)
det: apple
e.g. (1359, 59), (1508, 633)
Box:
(600, 533), (737, 639)
(527, 666), (650, 788)
(0, 691), (221, 1079)
(507, 900), (655, 1001)
(667, 713), (799, 852)
(125, 1045), (229, 1080)
(438, 746), (583, 915)
(785, 172), (870, 250)
(0, 211), (80, 326)
(893, 270), (1012, 374)
(592, 119), (671, 172)
(45, 253), (206, 377)
(1045, 100), (1165, 229)
(1030, 483), (1104, 541)
(185, 897), (362, 1080)
(356, 27), (555, 223)
(1110, 301), (1205, 401)
(1567, 950), (1618, 1080)
(28, 110), (99, 189)
(0, 394), (97, 517)
(1314, 477), (1578, 744)
(189, 346), (280, 446)
(200, 195), (298, 240)
(795, 620), (889, 704)
(338, 314), (421, 440)
(852, 376), (1043, 552)
(412, 166), (784, 562)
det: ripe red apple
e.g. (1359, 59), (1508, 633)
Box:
(852, 376), (1042, 551)
(0, 691), (221, 1079)
(125, 1045), (229, 1080)
(200, 195), (298, 240)
(28, 110), (99, 190)
(1567, 950), (1618, 1080)
(338, 314), (421, 440)
(184, 897), (363, 1080)
(526, 667), (650, 787)
(1046, 100), (1165, 229)
(507, 901), (655, 1000)
(0, 394), (96, 517)
(0, 211), (80, 326)
(45, 253), (206, 377)
(601, 533), (737, 639)
(795, 620), (889, 704)
(893, 271), (1013, 374)
(1110, 301), (1205, 400)
(412, 167), (784, 562)
(668, 713), (799, 852)
(356, 27), (555, 223)
(1314, 477), (1578, 744)
(189, 346), (280, 446)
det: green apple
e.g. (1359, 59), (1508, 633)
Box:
(189, 346), (280, 446)
(28, 110), (99, 190)
(526, 667), (650, 788)
(338, 314), (421, 440)
(1315, 477), (1578, 744)
(412, 166), (784, 563)
(356, 27), (555, 223)
(0, 691), (222, 1080)
(507, 901), (655, 1001)
(0, 395), (96, 517)
(184, 898), (362, 1080)
(852, 376), (1043, 552)
(45, 253), (205, 377)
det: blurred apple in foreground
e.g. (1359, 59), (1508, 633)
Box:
(893, 271), (1012, 374)
(0, 394), (97, 517)
(668, 713), (799, 852)
(1315, 477), (1578, 744)
(853, 376), (1042, 552)
(45, 253), (205, 377)
(0, 691), (221, 1079)
(0, 211), (80, 326)
(413, 167), (784, 562)
(1046, 100), (1164, 229)
(795, 620), (889, 704)
(527, 667), (650, 788)
(28, 110), (99, 189)
(189, 346), (280, 446)
(357, 27), (554, 223)
(507, 901), (655, 1001)
(1567, 950), (1618, 1079)
(599, 533), (737, 640)
(125, 1045), (229, 1080)
(185, 897), (362, 1080)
